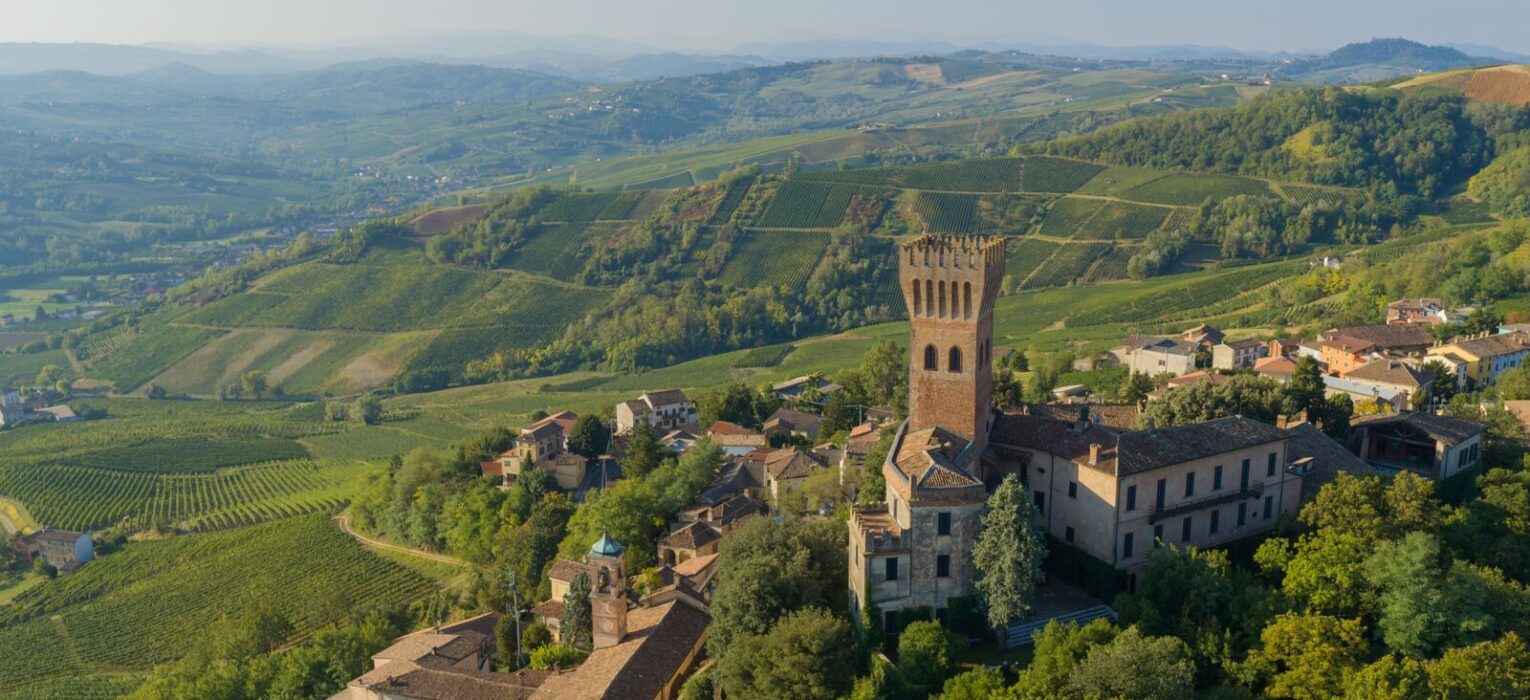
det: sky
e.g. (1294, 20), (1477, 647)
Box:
(5, 0), (1530, 55)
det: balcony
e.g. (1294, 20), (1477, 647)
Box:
(1148, 482), (1264, 524)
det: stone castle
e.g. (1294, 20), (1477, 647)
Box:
(849, 234), (1006, 627)
(849, 233), (1307, 628)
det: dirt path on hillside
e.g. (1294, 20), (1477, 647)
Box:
(334, 514), (465, 566)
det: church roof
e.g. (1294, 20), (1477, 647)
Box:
(589, 533), (625, 558)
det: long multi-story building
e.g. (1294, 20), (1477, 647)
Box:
(850, 234), (1330, 627)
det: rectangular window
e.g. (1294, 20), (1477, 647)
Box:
(1240, 460), (1250, 490)
(885, 557), (899, 581)
(1155, 478), (1166, 510)
(1122, 532), (1134, 559)
(1210, 509), (1220, 535)
(1125, 485), (1137, 512)
(1065, 526), (1075, 543)
(1068, 481), (1078, 499)
(1264, 495), (1274, 520)
(1267, 452), (1277, 477)
(1185, 472), (1196, 498)
(1237, 502), (1247, 527)
(935, 608), (948, 626)
(1153, 524), (1164, 547)
(937, 512), (951, 536)
(1213, 465), (1223, 491)
(1034, 491), (1045, 515)
(936, 554), (950, 578)
(1181, 516), (1193, 543)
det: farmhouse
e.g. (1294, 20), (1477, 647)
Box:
(481, 411), (590, 489)
(1117, 336), (1197, 377)
(1322, 323), (1435, 356)
(16, 529), (94, 573)
(770, 375), (840, 402)
(1386, 297), (1467, 325)
(1181, 324), (1224, 348)
(1211, 338), (1266, 370)
(615, 390), (696, 434)
(763, 446), (830, 504)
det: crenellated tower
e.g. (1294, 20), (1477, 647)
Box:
(898, 234), (1006, 460)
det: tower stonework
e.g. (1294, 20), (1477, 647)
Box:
(587, 533), (628, 650)
(898, 234), (1005, 460)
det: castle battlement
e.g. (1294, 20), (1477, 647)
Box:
(899, 234), (1006, 277)
(850, 505), (909, 553)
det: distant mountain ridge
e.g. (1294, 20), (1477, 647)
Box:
(1276, 38), (1497, 83)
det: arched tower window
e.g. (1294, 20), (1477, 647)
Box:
(912, 280), (921, 315)
(949, 346), (962, 373)
(963, 282), (972, 320)
(924, 345), (938, 370)
(938, 281), (946, 317)
(925, 280), (934, 317)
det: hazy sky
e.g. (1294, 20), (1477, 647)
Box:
(6, 0), (1530, 54)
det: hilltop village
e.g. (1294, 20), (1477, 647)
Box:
(306, 233), (1517, 699)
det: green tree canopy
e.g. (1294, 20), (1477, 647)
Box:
(715, 608), (856, 700)
(972, 474), (1046, 631)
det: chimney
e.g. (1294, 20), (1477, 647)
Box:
(1089, 443), (1100, 465)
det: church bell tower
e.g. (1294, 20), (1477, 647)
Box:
(898, 234), (1005, 458)
(587, 532), (628, 649)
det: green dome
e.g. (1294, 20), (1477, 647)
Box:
(590, 532), (626, 557)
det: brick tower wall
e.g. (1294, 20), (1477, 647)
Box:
(898, 234), (1006, 457)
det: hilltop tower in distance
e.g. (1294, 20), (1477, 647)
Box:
(898, 234), (1006, 462)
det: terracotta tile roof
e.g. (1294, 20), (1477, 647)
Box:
(531, 599), (565, 621)
(547, 559), (594, 584)
(707, 421), (753, 436)
(765, 447), (827, 481)
(661, 521), (721, 552)
(1440, 331), (1530, 359)
(893, 426), (982, 489)
(1284, 422), (1372, 498)
(989, 412), (1115, 462)
(1345, 359), (1431, 388)
(18, 529), (87, 545)
(530, 601), (710, 699)
(1112, 417), (1287, 476)
(643, 389), (689, 407)
(848, 422), (878, 438)
(373, 631), (487, 670)
(707, 495), (763, 525)
(1254, 356), (1297, 374)
(1321, 336), (1375, 353)
(1351, 411), (1486, 445)
(1325, 323), (1433, 350)
(1167, 371), (1230, 387)
(354, 664), (547, 699)
(479, 461), (503, 478)
(671, 553), (719, 579)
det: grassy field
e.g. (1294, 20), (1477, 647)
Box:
(0, 514), (433, 694)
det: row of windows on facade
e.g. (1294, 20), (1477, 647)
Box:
(1115, 495), (1277, 559)
(1054, 452), (1280, 515)
(921, 341), (991, 373)
(911, 279), (975, 320)
(879, 511), (954, 582)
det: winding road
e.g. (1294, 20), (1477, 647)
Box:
(332, 514), (465, 567)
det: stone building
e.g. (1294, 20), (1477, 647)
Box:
(849, 234), (1003, 627)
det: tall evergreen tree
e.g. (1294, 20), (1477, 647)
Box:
(566, 414), (610, 458)
(972, 474), (1047, 632)
(1288, 355), (1327, 424)
(560, 572), (593, 650)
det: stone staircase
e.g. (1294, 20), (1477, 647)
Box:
(1004, 604), (1118, 649)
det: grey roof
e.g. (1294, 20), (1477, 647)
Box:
(1220, 338), (1265, 350)
(1352, 411), (1487, 445)
(643, 389), (689, 406)
(1344, 359), (1431, 388)
(1113, 417), (1287, 476)
(1284, 422), (1373, 496)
